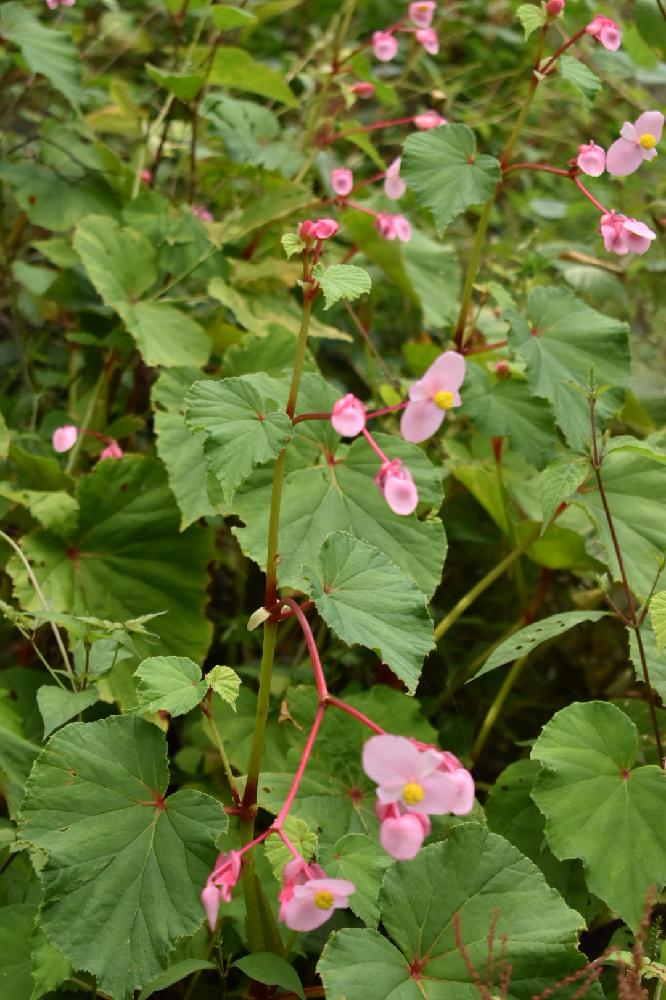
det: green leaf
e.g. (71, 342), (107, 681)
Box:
(153, 410), (216, 530)
(185, 377), (293, 504)
(463, 376), (558, 467)
(559, 55), (601, 107)
(118, 301), (211, 368)
(508, 287), (630, 452)
(319, 825), (599, 1000)
(628, 627), (666, 704)
(0, 3), (82, 107)
(635, 0), (666, 59)
(73, 214), (158, 308)
(281, 233), (305, 259)
(137, 960), (216, 1000)
(211, 5), (258, 28)
(209, 47), (297, 107)
(473, 611), (608, 681)
(0, 714), (40, 820)
(312, 264), (371, 310)
(146, 64), (204, 101)
(539, 454), (591, 527)
(0, 414), (9, 461)
(18, 716), (228, 1000)
(206, 666), (241, 710)
(264, 816), (318, 880)
(304, 532), (434, 695)
(402, 228), (461, 327)
(8, 457), (214, 661)
(36, 686), (100, 740)
(402, 125), (501, 232)
(516, 3), (546, 39)
(234, 953), (305, 1000)
(0, 484), (79, 536)
(531, 701), (666, 931)
(0, 903), (35, 1000)
(134, 656), (207, 717)
(318, 834), (393, 928)
(651, 592), (666, 653)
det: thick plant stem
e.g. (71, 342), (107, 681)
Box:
(434, 525), (541, 642)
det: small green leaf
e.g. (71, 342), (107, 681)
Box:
(36, 685), (100, 739)
(402, 124), (500, 232)
(517, 3), (547, 39)
(628, 626), (666, 704)
(73, 214), (158, 308)
(281, 232), (306, 259)
(264, 816), (318, 880)
(651, 592), (666, 653)
(233, 953), (305, 1000)
(146, 64), (204, 101)
(210, 5), (258, 29)
(304, 532), (434, 694)
(118, 301), (211, 368)
(137, 960), (216, 1000)
(318, 834), (392, 928)
(539, 454), (591, 527)
(0, 3), (82, 107)
(472, 611), (608, 681)
(463, 376), (558, 467)
(206, 665), (241, 710)
(134, 656), (208, 717)
(313, 264), (371, 310)
(531, 701), (666, 931)
(559, 55), (601, 107)
(210, 47), (297, 107)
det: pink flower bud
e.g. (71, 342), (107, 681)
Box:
(331, 394), (366, 437)
(494, 360), (510, 377)
(413, 110), (447, 130)
(350, 81), (375, 98)
(577, 141), (606, 177)
(409, 2), (436, 28)
(415, 28), (439, 55)
(375, 460), (419, 516)
(380, 812), (428, 860)
(310, 218), (340, 240)
(201, 884), (222, 931)
(599, 211), (656, 256)
(331, 168), (354, 197)
(99, 440), (123, 461)
(384, 157), (406, 200)
(46, 0), (75, 9)
(299, 219), (316, 240)
(192, 204), (213, 222)
(545, 0), (565, 15)
(140, 169), (153, 185)
(585, 15), (621, 51)
(376, 213), (412, 242)
(372, 30), (399, 62)
(52, 425), (78, 453)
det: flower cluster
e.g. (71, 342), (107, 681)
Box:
(52, 425), (124, 461)
(372, 3), (439, 63)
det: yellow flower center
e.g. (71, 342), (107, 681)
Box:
(402, 782), (425, 805)
(433, 390), (455, 410)
(639, 133), (657, 150)
(314, 890), (334, 910)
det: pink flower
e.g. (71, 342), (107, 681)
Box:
(331, 394), (366, 437)
(585, 15), (621, 51)
(140, 169), (153, 185)
(99, 440), (123, 461)
(372, 31), (399, 62)
(577, 141), (606, 177)
(192, 204), (213, 222)
(599, 212), (656, 256)
(376, 212), (412, 242)
(606, 111), (664, 177)
(350, 81), (375, 98)
(414, 110), (447, 130)
(409, 2), (436, 28)
(374, 459), (419, 515)
(331, 168), (354, 197)
(46, 0), (75, 9)
(400, 351), (465, 443)
(415, 28), (439, 55)
(384, 157), (406, 200)
(376, 802), (430, 860)
(363, 734), (472, 814)
(278, 859), (355, 932)
(52, 425), (78, 453)
(201, 851), (242, 929)
(545, 0), (565, 15)
(299, 218), (340, 240)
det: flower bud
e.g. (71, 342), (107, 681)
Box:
(415, 28), (439, 55)
(576, 141), (606, 177)
(331, 394), (366, 437)
(413, 110), (447, 130)
(52, 425), (78, 453)
(331, 168), (354, 197)
(350, 81), (375, 98)
(545, 0), (565, 16)
(372, 30), (399, 62)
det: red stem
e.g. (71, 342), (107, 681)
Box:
(540, 27), (586, 76)
(275, 706), (326, 826)
(283, 598), (328, 699)
(366, 402), (407, 418)
(343, 199), (381, 219)
(502, 162), (571, 178)
(325, 695), (386, 734)
(572, 176), (608, 214)
(292, 411), (332, 425)
(463, 340), (508, 355)
(362, 426), (391, 463)
(325, 116), (419, 144)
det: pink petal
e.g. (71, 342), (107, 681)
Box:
(380, 814), (426, 860)
(363, 734), (423, 784)
(52, 425), (79, 453)
(384, 158), (406, 200)
(634, 111), (664, 143)
(409, 2), (435, 28)
(201, 884), (221, 930)
(400, 399), (445, 443)
(302, 878), (356, 899)
(606, 138), (644, 177)
(383, 470), (419, 515)
(620, 122), (637, 142)
(420, 350), (466, 395)
(331, 394), (366, 437)
(280, 895), (331, 932)
(415, 771), (470, 814)
(623, 218), (656, 254)
(331, 168), (354, 196)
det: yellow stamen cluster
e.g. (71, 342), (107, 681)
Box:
(402, 781), (425, 805)
(314, 890), (334, 910)
(639, 133), (657, 150)
(433, 390), (455, 410)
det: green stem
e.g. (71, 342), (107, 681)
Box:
(201, 705), (241, 803)
(286, 294), (313, 419)
(433, 525), (540, 642)
(471, 653), (529, 762)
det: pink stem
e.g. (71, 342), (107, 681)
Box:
(463, 339), (508, 356)
(283, 598), (328, 699)
(366, 401), (407, 419)
(572, 176), (609, 214)
(236, 829), (272, 859)
(362, 426), (391, 463)
(274, 706), (325, 826)
(292, 411), (331, 425)
(276, 827), (303, 860)
(502, 162), (571, 178)
(326, 695), (386, 734)
(540, 27), (586, 75)
(343, 199), (381, 219)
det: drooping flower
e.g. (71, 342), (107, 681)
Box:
(606, 111), (664, 177)
(384, 157), (406, 200)
(599, 212), (656, 256)
(585, 15), (621, 51)
(52, 425), (78, 453)
(415, 28), (439, 55)
(192, 204), (213, 222)
(413, 109), (447, 130)
(376, 212), (412, 242)
(409, 2), (436, 28)
(545, 0), (565, 15)
(363, 734), (472, 814)
(100, 440), (123, 461)
(331, 168), (354, 196)
(376, 802), (430, 860)
(331, 394), (366, 437)
(46, 0), (75, 9)
(577, 141), (606, 177)
(400, 351), (465, 443)
(372, 30), (399, 62)
(278, 858), (355, 932)
(374, 459), (419, 515)
(350, 81), (375, 99)
(201, 851), (242, 930)
(299, 218), (340, 240)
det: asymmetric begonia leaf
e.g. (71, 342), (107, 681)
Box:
(8, 457), (214, 661)
(402, 125), (501, 231)
(209, 47), (298, 107)
(318, 833), (393, 928)
(36, 685), (100, 739)
(206, 665), (241, 710)
(73, 214), (158, 307)
(312, 264), (372, 310)
(0, 903), (35, 1000)
(304, 532), (434, 694)
(263, 816), (318, 880)
(118, 301), (211, 368)
(531, 701), (666, 931)
(134, 656), (208, 717)
(508, 287), (630, 452)
(463, 375), (558, 467)
(233, 953), (305, 1000)
(18, 716), (228, 1000)
(516, 3), (546, 38)
(318, 825), (599, 1000)
(560, 56), (601, 107)
(0, 3), (82, 107)
(145, 64), (204, 102)
(539, 454), (591, 527)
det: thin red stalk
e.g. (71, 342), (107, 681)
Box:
(325, 116), (419, 144)
(362, 426), (391, 463)
(275, 706), (325, 826)
(572, 176), (608, 214)
(540, 27), (586, 75)
(503, 162), (571, 178)
(276, 827), (302, 859)
(326, 695), (386, 734)
(343, 199), (381, 219)
(283, 598), (328, 699)
(463, 339), (508, 356)
(292, 411), (332, 425)
(366, 402), (407, 418)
